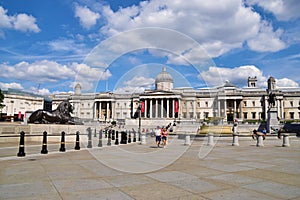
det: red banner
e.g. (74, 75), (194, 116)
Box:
(175, 100), (179, 113)
(18, 111), (21, 119)
(141, 101), (145, 113)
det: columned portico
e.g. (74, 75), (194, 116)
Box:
(94, 100), (114, 121)
(140, 96), (180, 119)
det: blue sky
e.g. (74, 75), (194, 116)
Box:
(0, 0), (300, 95)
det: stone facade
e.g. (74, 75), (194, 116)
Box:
(0, 89), (51, 121)
(2, 68), (300, 124)
(52, 68), (300, 125)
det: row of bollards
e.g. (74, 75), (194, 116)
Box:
(204, 133), (291, 147)
(17, 130), (82, 157)
(17, 128), (140, 157)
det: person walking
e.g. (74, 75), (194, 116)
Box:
(155, 126), (162, 148)
(161, 128), (168, 148)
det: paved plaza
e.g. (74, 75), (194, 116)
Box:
(1, 135), (300, 200)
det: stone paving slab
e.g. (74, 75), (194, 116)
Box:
(0, 136), (300, 200)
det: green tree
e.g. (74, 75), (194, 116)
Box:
(0, 89), (4, 109)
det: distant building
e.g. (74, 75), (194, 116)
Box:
(2, 67), (300, 124)
(51, 67), (300, 125)
(0, 89), (51, 121)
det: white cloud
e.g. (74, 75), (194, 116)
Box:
(13, 13), (40, 33)
(0, 60), (112, 93)
(277, 78), (299, 88)
(71, 62), (112, 91)
(48, 39), (88, 55)
(0, 82), (23, 90)
(200, 65), (299, 88)
(246, 0), (300, 21)
(114, 76), (155, 94)
(75, 5), (100, 29)
(0, 7), (12, 29)
(247, 21), (286, 52)
(0, 6), (40, 34)
(29, 86), (51, 95)
(97, 0), (286, 57)
(124, 76), (155, 87)
(200, 65), (267, 87)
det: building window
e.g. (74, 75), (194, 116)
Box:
(244, 101), (247, 107)
(183, 112), (186, 118)
(252, 112), (256, 119)
(189, 112), (193, 118)
(205, 101), (208, 107)
(290, 112), (294, 119)
(252, 101), (255, 106)
(243, 112), (248, 119)
(197, 112), (201, 119)
(290, 101), (294, 107)
(197, 102), (200, 107)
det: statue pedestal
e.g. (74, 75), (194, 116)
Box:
(267, 107), (279, 133)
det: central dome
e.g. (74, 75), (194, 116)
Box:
(155, 67), (174, 91)
(155, 67), (173, 84)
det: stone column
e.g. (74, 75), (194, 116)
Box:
(155, 99), (158, 118)
(280, 100), (284, 119)
(167, 99), (169, 118)
(106, 102), (109, 120)
(224, 100), (227, 119)
(111, 102), (114, 119)
(233, 100), (237, 119)
(150, 99), (153, 118)
(144, 99), (147, 118)
(193, 100), (196, 119)
(99, 102), (102, 119)
(172, 99), (175, 118)
(239, 100), (243, 120)
(218, 100), (221, 117)
(94, 102), (97, 120)
(264, 99), (268, 120)
(161, 99), (164, 118)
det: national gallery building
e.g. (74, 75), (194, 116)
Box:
(1, 67), (300, 124)
(51, 68), (300, 125)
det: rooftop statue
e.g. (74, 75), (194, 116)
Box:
(28, 100), (77, 124)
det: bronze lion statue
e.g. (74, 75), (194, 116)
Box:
(28, 100), (76, 124)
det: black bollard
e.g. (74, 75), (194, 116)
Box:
(41, 131), (48, 154)
(128, 131), (131, 143)
(115, 131), (119, 145)
(107, 129), (112, 146)
(94, 128), (97, 137)
(59, 131), (66, 152)
(133, 130), (136, 142)
(98, 130), (103, 147)
(112, 130), (115, 140)
(87, 127), (92, 148)
(74, 131), (80, 150)
(105, 130), (108, 138)
(121, 131), (127, 144)
(17, 131), (26, 157)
